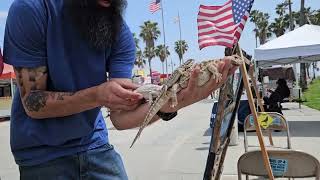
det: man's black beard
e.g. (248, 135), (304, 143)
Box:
(64, 0), (127, 51)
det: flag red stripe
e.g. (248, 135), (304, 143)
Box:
(197, 21), (235, 30)
(199, 0), (231, 11)
(199, 42), (233, 49)
(198, 6), (232, 18)
(198, 27), (237, 37)
(199, 5), (221, 11)
(198, 14), (234, 24)
(197, 0), (251, 49)
(198, 22), (245, 38)
(149, 1), (160, 13)
(199, 36), (235, 42)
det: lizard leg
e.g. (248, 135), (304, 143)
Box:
(148, 91), (153, 105)
(208, 63), (222, 83)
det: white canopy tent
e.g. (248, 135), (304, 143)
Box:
(254, 24), (320, 67)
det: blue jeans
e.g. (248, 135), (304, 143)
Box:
(19, 144), (128, 180)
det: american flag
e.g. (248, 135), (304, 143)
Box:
(149, 0), (161, 13)
(197, 0), (254, 49)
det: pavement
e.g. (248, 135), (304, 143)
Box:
(0, 101), (319, 180)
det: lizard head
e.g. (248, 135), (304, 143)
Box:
(228, 55), (243, 66)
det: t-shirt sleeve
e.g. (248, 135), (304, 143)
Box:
(3, 1), (47, 68)
(108, 22), (136, 79)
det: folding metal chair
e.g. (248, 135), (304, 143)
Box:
(238, 150), (320, 180)
(243, 112), (292, 152)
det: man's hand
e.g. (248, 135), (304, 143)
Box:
(96, 80), (143, 111)
(161, 58), (238, 112)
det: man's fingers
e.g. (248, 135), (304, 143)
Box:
(228, 66), (238, 75)
(222, 62), (231, 80)
(107, 94), (141, 108)
(217, 61), (226, 72)
(187, 66), (200, 92)
(117, 81), (140, 90)
(114, 85), (143, 100)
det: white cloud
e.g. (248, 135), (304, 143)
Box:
(0, 11), (8, 19)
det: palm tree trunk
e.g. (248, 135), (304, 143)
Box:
(148, 59), (153, 84)
(181, 55), (184, 64)
(299, 0), (307, 91)
(288, 0), (294, 31)
(255, 25), (258, 47)
(162, 62), (165, 75)
(179, 58), (182, 66)
(165, 59), (168, 76)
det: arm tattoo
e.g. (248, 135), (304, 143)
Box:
(25, 91), (49, 112)
(14, 66), (49, 112)
(55, 92), (75, 100)
(14, 66), (76, 112)
(15, 67), (26, 96)
(46, 92), (75, 101)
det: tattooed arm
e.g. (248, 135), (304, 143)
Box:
(14, 66), (143, 119)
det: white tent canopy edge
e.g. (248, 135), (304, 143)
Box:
(254, 24), (320, 67)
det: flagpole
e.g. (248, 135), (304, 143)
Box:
(177, 11), (183, 64)
(178, 11), (182, 42)
(160, 0), (168, 77)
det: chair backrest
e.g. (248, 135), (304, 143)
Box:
(237, 150), (320, 179)
(243, 112), (291, 152)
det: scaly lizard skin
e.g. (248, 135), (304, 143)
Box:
(130, 55), (243, 147)
(134, 84), (163, 105)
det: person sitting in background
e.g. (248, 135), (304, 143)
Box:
(263, 78), (290, 114)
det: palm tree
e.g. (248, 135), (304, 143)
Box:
(311, 10), (320, 25)
(144, 47), (156, 80)
(249, 10), (260, 47)
(139, 21), (161, 48)
(269, 3), (290, 37)
(269, 18), (289, 37)
(133, 33), (140, 50)
(134, 49), (146, 69)
(291, 7), (316, 27)
(174, 40), (189, 65)
(155, 45), (170, 75)
(139, 21), (161, 82)
(250, 10), (271, 46)
(258, 13), (272, 45)
(275, 3), (288, 17)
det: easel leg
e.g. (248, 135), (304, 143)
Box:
(238, 45), (274, 180)
(248, 65), (274, 146)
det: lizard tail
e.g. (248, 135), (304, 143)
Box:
(130, 88), (172, 148)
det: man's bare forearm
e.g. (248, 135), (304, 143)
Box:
(110, 103), (159, 130)
(14, 66), (101, 119)
(23, 87), (100, 119)
(110, 101), (181, 130)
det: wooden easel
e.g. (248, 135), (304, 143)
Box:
(203, 46), (275, 180)
(237, 45), (275, 179)
(247, 63), (275, 146)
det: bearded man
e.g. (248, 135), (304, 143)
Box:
(3, 0), (236, 179)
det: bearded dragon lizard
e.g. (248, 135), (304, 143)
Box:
(131, 55), (243, 147)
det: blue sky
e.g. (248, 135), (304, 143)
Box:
(0, 0), (319, 72)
